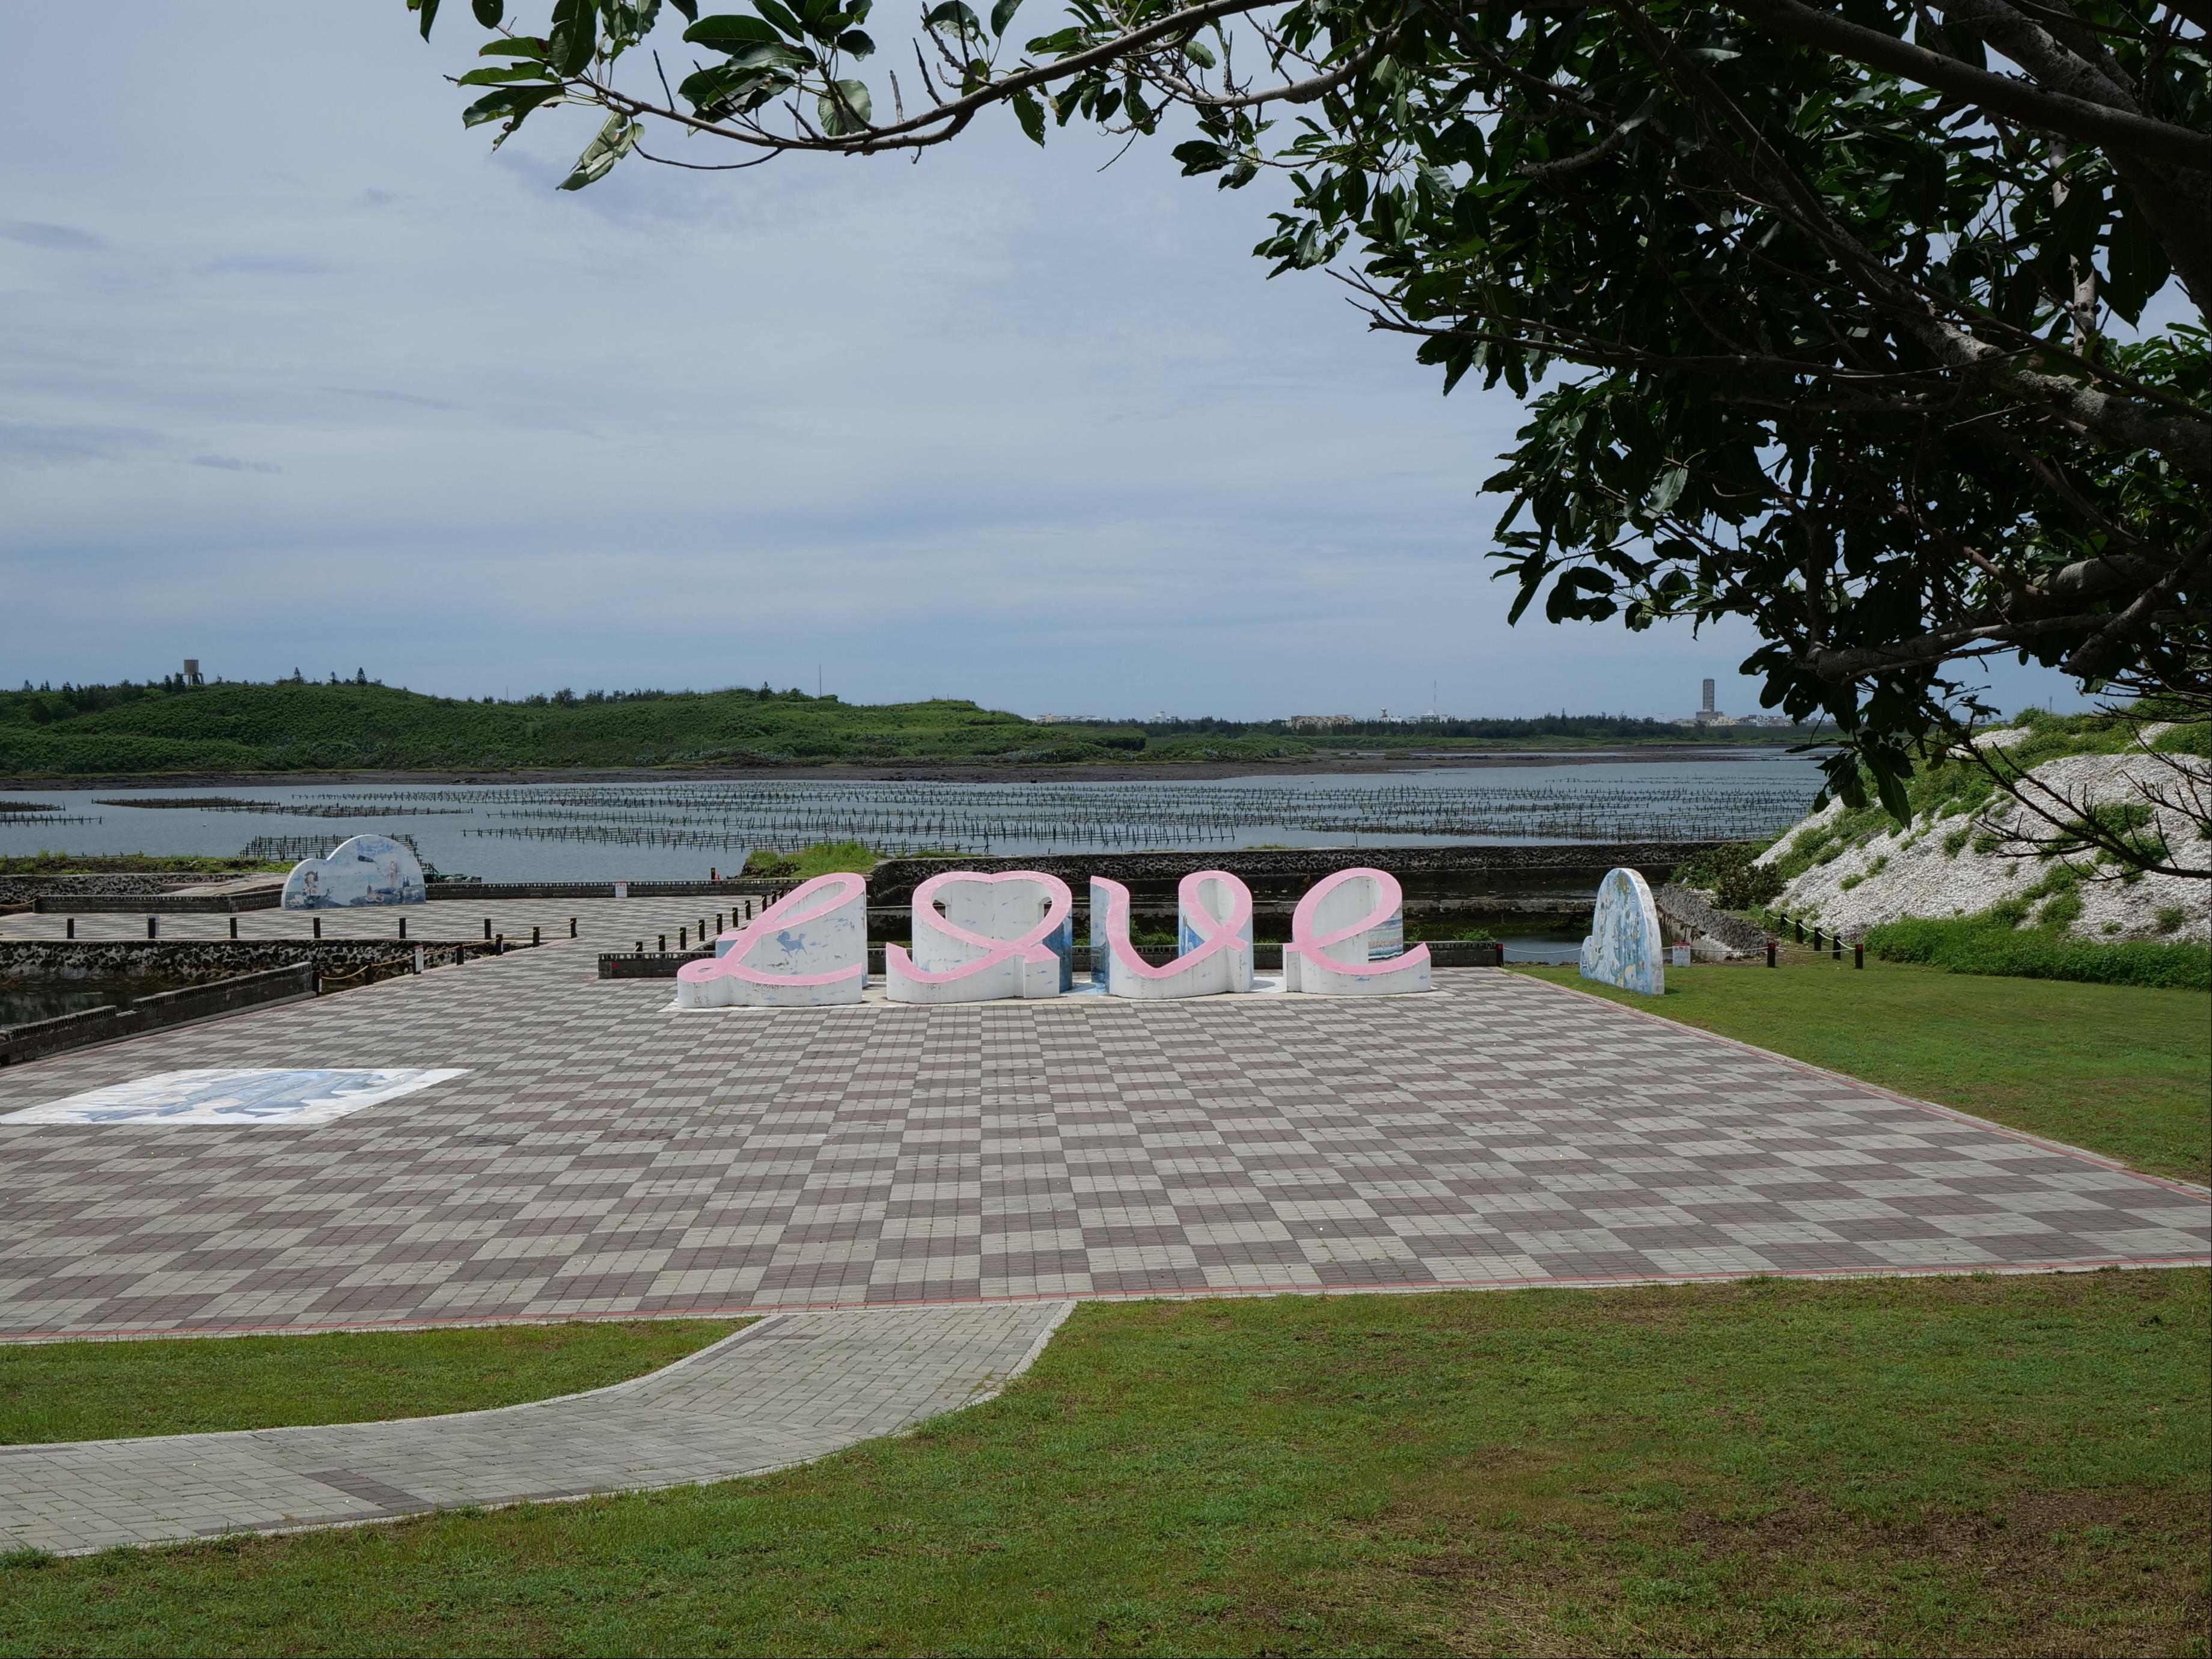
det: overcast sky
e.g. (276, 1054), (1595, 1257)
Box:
(0, 4), (2091, 722)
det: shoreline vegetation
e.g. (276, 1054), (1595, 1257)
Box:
(1, 677), (1826, 780)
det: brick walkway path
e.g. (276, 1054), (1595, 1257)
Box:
(2, 905), (2203, 1341)
(0, 1301), (1070, 1554)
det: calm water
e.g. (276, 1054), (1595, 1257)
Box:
(0, 754), (1823, 882)
(0, 983), (138, 1029)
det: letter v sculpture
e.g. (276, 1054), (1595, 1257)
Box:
(674, 872), (867, 1007)
(1090, 870), (1255, 998)
(1283, 867), (1431, 995)
(885, 870), (1074, 1003)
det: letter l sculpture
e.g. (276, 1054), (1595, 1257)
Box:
(674, 872), (867, 1007)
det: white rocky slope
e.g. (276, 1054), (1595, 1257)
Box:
(1755, 742), (2210, 944)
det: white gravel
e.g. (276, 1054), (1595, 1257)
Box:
(1756, 749), (2210, 944)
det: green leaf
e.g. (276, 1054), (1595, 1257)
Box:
(753, 0), (805, 35)
(989, 0), (1022, 36)
(1172, 138), (1227, 176)
(479, 37), (547, 55)
(1013, 88), (1046, 145)
(461, 82), (563, 135)
(546, 0), (597, 74)
(1182, 37), (1214, 68)
(817, 77), (872, 133)
(412, 0), (441, 40)
(685, 11), (785, 47)
(835, 28), (875, 55)
(1647, 465), (1688, 515)
(559, 113), (641, 189)
(470, 0), (504, 24)
(456, 63), (557, 84)
(923, 1), (980, 32)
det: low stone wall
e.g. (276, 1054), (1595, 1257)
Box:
(428, 879), (790, 902)
(0, 964), (315, 1066)
(0, 939), (496, 985)
(0, 873), (210, 904)
(1654, 884), (1769, 959)
(600, 940), (1502, 979)
(867, 842), (1717, 906)
(34, 890), (281, 914)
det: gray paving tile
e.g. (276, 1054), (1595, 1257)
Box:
(0, 1301), (1069, 1554)
(0, 912), (2202, 1346)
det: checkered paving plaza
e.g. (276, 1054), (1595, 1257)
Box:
(2, 894), (2205, 1343)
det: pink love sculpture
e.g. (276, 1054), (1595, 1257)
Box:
(1283, 866), (1431, 995)
(1090, 871), (1254, 998)
(674, 872), (867, 1007)
(885, 870), (1073, 1003)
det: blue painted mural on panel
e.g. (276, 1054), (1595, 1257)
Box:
(1579, 866), (1666, 995)
(281, 834), (427, 909)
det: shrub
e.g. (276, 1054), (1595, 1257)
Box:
(2155, 905), (2189, 934)
(1865, 917), (2211, 991)
(1667, 842), (1785, 911)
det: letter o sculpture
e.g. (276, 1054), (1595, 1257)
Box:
(885, 871), (1074, 1003)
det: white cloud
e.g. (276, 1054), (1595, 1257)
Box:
(0, 3), (2088, 723)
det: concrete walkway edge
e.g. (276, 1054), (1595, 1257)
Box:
(0, 1300), (1074, 1557)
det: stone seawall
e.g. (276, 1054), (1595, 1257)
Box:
(0, 874), (209, 904)
(427, 879), (789, 902)
(1654, 884), (1770, 959)
(34, 890), (281, 914)
(0, 939), (507, 984)
(866, 842), (1719, 906)
(0, 964), (316, 1066)
(602, 940), (1504, 978)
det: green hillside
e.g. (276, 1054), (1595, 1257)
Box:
(0, 681), (1132, 775)
(0, 676), (1822, 778)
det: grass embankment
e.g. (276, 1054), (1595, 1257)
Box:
(0, 1321), (741, 1446)
(2, 1275), (2203, 1655)
(1520, 958), (2212, 1184)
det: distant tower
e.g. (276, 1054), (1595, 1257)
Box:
(182, 658), (203, 686)
(1701, 678), (1715, 714)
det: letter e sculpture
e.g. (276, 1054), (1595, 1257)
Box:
(1283, 867), (1431, 995)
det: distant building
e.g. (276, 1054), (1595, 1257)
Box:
(1679, 677), (1735, 726)
(1289, 714), (1354, 730)
(1036, 713), (1105, 724)
(182, 658), (203, 686)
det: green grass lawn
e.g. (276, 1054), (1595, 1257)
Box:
(2, 1274), (2204, 1657)
(0, 1320), (741, 1446)
(1517, 958), (2212, 1185)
